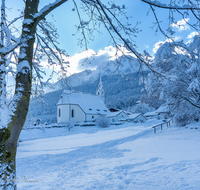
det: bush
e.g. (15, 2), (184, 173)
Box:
(95, 116), (110, 128)
(65, 121), (74, 131)
(175, 114), (192, 127)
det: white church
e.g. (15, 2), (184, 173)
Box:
(57, 75), (110, 123)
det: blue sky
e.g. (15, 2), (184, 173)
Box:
(6, 0), (198, 76)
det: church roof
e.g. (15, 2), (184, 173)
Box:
(96, 74), (104, 92)
(57, 90), (109, 115)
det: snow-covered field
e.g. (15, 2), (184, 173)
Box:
(16, 119), (200, 190)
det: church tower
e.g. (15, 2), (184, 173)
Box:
(96, 74), (105, 102)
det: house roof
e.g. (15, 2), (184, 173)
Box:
(128, 113), (146, 120)
(156, 104), (171, 113)
(57, 90), (109, 115)
(106, 110), (128, 118)
(109, 107), (120, 112)
(144, 111), (157, 117)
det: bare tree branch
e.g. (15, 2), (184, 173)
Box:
(141, 0), (200, 10)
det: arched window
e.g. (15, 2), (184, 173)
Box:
(59, 108), (61, 117)
(71, 109), (74, 118)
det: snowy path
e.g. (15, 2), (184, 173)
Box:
(16, 121), (200, 190)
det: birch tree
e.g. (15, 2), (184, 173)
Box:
(0, 0), (200, 189)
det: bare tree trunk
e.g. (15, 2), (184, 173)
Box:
(0, 1), (39, 189)
(0, 0), (7, 127)
(0, 0), (70, 188)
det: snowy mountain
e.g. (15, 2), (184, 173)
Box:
(45, 55), (142, 93)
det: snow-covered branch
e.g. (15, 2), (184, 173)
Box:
(141, 0), (200, 10)
(0, 38), (20, 55)
(34, 0), (69, 22)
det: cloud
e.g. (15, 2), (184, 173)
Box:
(152, 36), (181, 54)
(187, 31), (198, 39)
(67, 49), (96, 74)
(153, 41), (165, 53)
(186, 31), (199, 44)
(171, 18), (190, 31)
(38, 49), (96, 76)
(77, 52), (110, 71)
(68, 45), (131, 74)
(39, 45), (134, 82)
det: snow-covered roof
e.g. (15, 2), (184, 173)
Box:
(106, 110), (128, 118)
(156, 104), (171, 113)
(144, 111), (157, 117)
(57, 90), (109, 115)
(136, 100), (140, 104)
(128, 113), (146, 120)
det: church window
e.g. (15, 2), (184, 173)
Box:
(59, 108), (61, 117)
(97, 109), (100, 111)
(71, 109), (74, 118)
(98, 92), (100, 95)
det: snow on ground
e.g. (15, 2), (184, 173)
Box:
(16, 119), (200, 190)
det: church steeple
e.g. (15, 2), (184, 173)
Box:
(96, 74), (105, 102)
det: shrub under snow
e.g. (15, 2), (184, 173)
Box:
(95, 116), (110, 128)
(65, 121), (74, 131)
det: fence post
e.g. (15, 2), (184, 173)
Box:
(154, 127), (156, 133)
(161, 124), (163, 130)
(167, 122), (168, 127)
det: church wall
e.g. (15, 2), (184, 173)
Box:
(86, 114), (96, 122)
(70, 104), (85, 122)
(85, 114), (107, 122)
(57, 104), (86, 123)
(57, 105), (70, 123)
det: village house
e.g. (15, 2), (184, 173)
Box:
(107, 110), (129, 122)
(128, 113), (147, 123)
(144, 111), (158, 119)
(156, 104), (171, 120)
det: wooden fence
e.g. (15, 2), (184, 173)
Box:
(152, 118), (174, 133)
